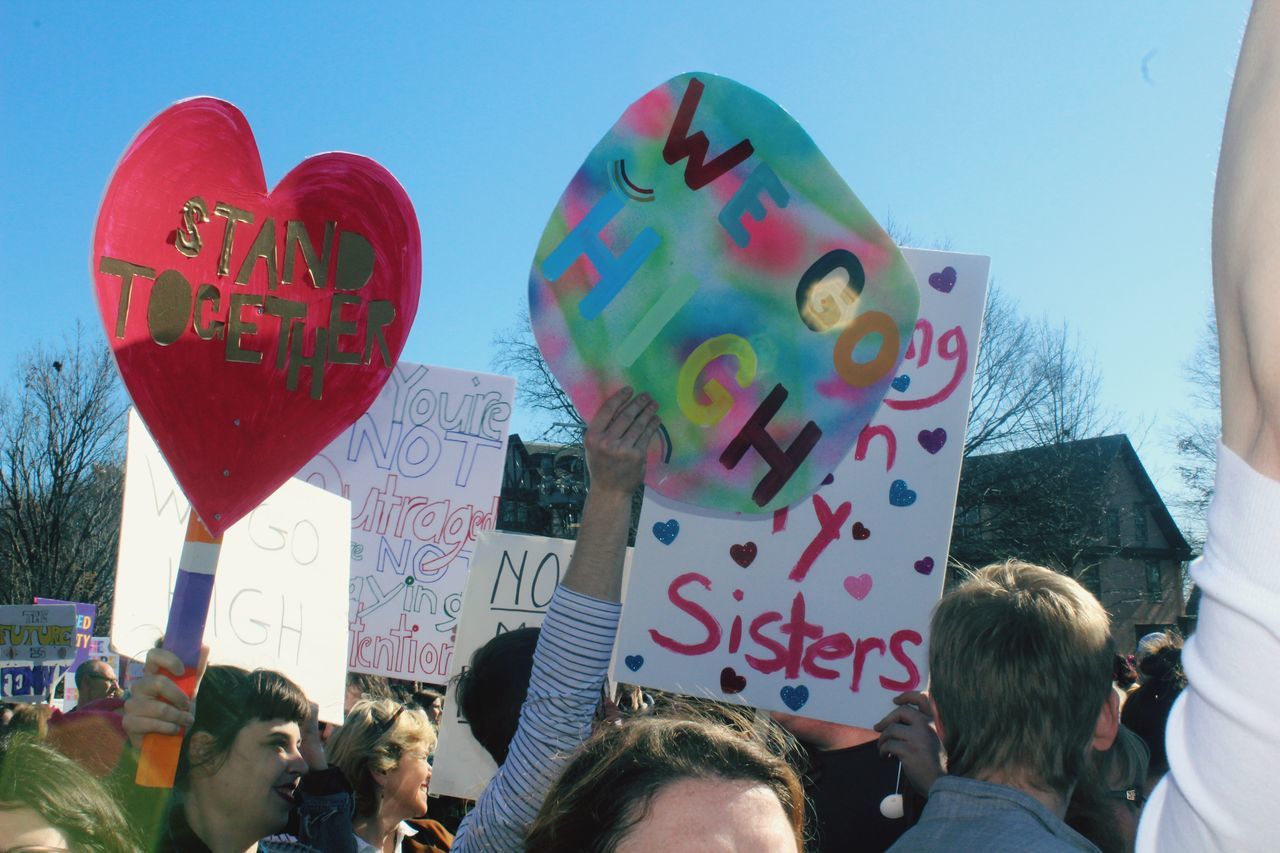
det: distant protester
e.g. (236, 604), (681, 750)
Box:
(0, 732), (138, 853)
(327, 698), (451, 852)
(453, 626), (539, 766)
(526, 711), (805, 852)
(412, 688), (445, 728)
(1121, 635), (1186, 791)
(6, 702), (53, 739)
(75, 658), (123, 707)
(1066, 725), (1151, 853)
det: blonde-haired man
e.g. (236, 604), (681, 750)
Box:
(889, 561), (1119, 851)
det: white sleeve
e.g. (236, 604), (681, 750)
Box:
(1136, 440), (1280, 852)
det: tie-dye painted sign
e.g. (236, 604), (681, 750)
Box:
(530, 73), (919, 514)
(615, 248), (988, 727)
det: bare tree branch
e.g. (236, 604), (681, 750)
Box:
(0, 326), (125, 629)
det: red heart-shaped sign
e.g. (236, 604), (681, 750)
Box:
(93, 99), (421, 536)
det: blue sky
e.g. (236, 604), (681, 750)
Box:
(0, 2), (1251, 526)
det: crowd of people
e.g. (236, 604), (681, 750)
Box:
(5, 3), (1280, 851)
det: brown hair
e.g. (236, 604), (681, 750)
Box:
(525, 709), (804, 853)
(326, 698), (436, 817)
(930, 560), (1113, 795)
(0, 732), (139, 853)
(6, 703), (54, 739)
(176, 665), (310, 789)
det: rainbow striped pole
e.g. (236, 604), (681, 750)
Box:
(135, 513), (222, 788)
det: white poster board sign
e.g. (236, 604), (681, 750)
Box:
(295, 363), (514, 682)
(0, 603), (77, 701)
(614, 248), (989, 726)
(112, 411), (351, 723)
(432, 531), (631, 799)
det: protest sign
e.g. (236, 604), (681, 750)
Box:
(530, 72), (919, 514)
(92, 97), (421, 539)
(431, 531), (631, 799)
(614, 248), (989, 727)
(34, 599), (96, 671)
(0, 603), (77, 701)
(111, 411), (351, 724)
(92, 97), (420, 784)
(295, 362), (514, 682)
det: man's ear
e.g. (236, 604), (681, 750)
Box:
(1091, 687), (1120, 752)
(930, 695), (947, 746)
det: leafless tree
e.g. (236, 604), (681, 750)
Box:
(0, 328), (126, 629)
(965, 285), (1113, 456)
(1173, 315), (1219, 545)
(949, 285), (1118, 581)
(492, 310), (585, 446)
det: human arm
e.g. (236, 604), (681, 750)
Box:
(560, 387), (659, 602)
(1213, 1), (1280, 479)
(1136, 6), (1280, 849)
(874, 691), (944, 797)
(451, 388), (661, 852)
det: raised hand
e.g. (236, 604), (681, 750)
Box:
(874, 690), (945, 797)
(583, 386), (661, 497)
(121, 645), (208, 749)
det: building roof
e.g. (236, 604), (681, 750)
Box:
(959, 434), (1191, 561)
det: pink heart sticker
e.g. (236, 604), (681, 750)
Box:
(843, 573), (873, 601)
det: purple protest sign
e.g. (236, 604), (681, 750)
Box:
(34, 598), (96, 671)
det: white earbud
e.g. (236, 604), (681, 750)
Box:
(879, 793), (905, 819)
(879, 762), (905, 819)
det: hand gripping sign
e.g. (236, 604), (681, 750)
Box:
(529, 73), (919, 514)
(92, 98), (420, 785)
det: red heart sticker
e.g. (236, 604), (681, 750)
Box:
(729, 541), (758, 568)
(720, 666), (747, 694)
(92, 99), (421, 536)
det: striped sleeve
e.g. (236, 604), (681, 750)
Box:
(451, 585), (620, 853)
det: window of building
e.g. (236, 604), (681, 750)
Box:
(1132, 502), (1148, 544)
(1145, 561), (1163, 601)
(1106, 508), (1120, 545)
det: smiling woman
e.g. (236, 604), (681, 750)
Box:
(327, 698), (450, 853)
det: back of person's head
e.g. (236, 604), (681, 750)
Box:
(453, 626), (540, 765)
(327, 698), (436, 817)
(930, 559), (1114, 795)
(175, 664), (309, 789)
(1121, 635), (1186, 778)
(1112, 653), (1139, 689)
(1135, 631), (1167, 663)
(6, 703), (53, 740)
(0, 732), (138, 853)
(526, 709), (805, 853)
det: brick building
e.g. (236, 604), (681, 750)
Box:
(951, 434), (1192, 646)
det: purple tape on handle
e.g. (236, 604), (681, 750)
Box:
(163, 568), (215, 669)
